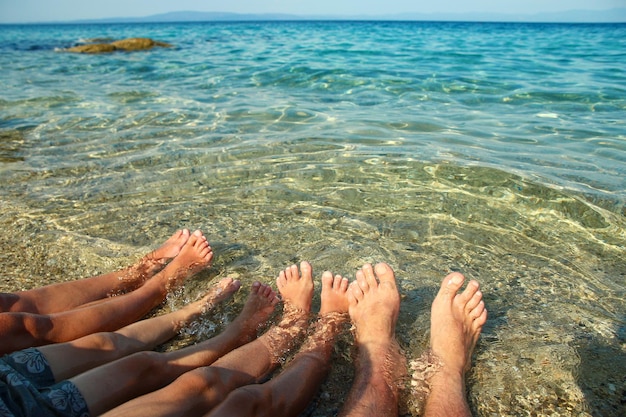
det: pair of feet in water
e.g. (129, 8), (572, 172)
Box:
(148, 229), (488, 412)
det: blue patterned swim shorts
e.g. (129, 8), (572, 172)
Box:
(0, 348), (89, 417)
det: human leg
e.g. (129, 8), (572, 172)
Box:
(207, 270), (350, 417)
(39, 277), (241, 381)
(102, 261), (315, 417)
(423, 272), (487, 417)
(340, 263), (406, 417)
(0, 231), (212, 355)
(0, 229), (192, 314)
(71, 281), (279, 416)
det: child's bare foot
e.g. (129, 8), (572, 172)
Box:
(172, 278), (241, 331)
(156, 230), (214, 292)
(276, 262), (314, 313)
(225, 281), (280, 343)
(190, 278), (242, 313)
(117, 230), (193, 288)
(320, 271), (349, 315)
(147, 229), (192, 264)
(348, 262), (400, 345)
(430, 272), (487, 375)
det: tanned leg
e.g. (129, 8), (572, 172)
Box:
(0, 231), (212, 355)
(0, 229), (192, 314)
(76, 282), (280, 416)
(103, 261), (315, 417)
(39, 277), (241, 381)
(423, 272), (487, 417)
(340, 263), (406, 417)
(207, 270), (350, 417)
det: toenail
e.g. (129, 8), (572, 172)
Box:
(449, 274), (463, 285)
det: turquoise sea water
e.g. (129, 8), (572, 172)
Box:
(0, 21), (625, 416)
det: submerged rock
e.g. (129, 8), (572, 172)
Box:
(64, 37), (173, 54)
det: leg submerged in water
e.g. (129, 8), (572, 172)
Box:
(40, 277), (242, 381)
(423, 272), (487, 417)
(0, 230), (213, 355)
(340, 263), (406, 417)
(79, 281), (279, 417)
(207, 270), (350, 417)
(104, 262), (316, 417)
(0, 229), (192, 315)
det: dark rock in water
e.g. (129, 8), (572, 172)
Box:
(64, 37), (173, 54)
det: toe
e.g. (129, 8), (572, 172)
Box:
(459, 280), (480, 304)
(374, 263), (396, 288)
(339, 276), (349, 292)
(349, 280), (364, 302)
(276, 270), (287, 289)
(356, 269), (370, 293)
(361, 264), (379, 290)
(439, 272), (465, 300)
(465, 289), (483, 312)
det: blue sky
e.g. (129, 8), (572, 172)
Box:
(0, 0), (623, 23)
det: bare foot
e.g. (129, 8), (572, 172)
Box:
(197, 277), (242, 311)
(348, 262), (400, 344)
(116, 230), (193, 288)
(430, 272), (487, 375)
(342, 263), (404, 417)
(226, 281), (280, 343)
(170, 278), (241, 331)
(320, 271), (349, 315)
(188, 278), (242, 313)
(275, 261), (314, 312)
(157, 230), (214, 292)
(146, 229), (192, 264)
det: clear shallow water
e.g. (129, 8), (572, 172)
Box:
(0, 21), (625, 416)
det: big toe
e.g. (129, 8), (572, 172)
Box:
(374, 263), (396, 288)
(438, 272), (465, 301)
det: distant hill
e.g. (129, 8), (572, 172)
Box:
(58, 8), (626, 24)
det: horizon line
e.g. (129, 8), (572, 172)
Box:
(2, 8), (626, 25)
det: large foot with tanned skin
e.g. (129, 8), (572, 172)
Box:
(348, 263), (400, 345)
(341, 263), (405, 417)
(423, 272), (488, 417)
(429, 272), (487, 374)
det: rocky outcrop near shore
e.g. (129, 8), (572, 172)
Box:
(64, 37), (173, 54)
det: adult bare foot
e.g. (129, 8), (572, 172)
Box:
(348, 262), (400, 344)
(276, 262), (314, 313)
(423, 272), (487, 417)
(429, 272), (487, 375)
(155, 230), (214, 293)
(341, 263), (404, 417)
(320, 271), (349, 315)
